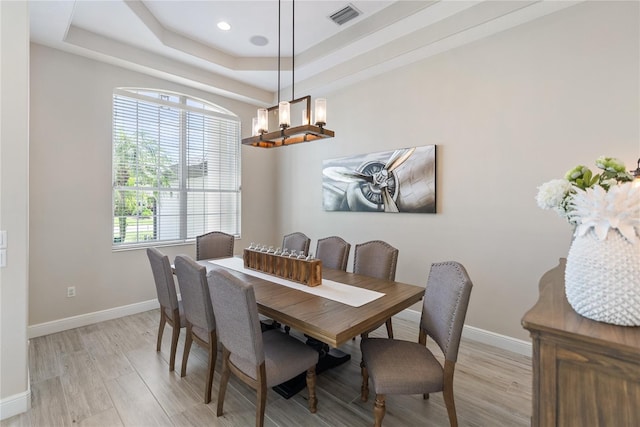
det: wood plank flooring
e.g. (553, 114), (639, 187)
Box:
(3, 310), (532, 426)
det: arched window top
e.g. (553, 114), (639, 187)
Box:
(115, 87), (239, 119)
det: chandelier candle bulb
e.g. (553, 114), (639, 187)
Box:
(279, 101), (290, 128)
(302, 109), (312, 125)
(315, 98), (327, 126)
(257, 108), (268, 133)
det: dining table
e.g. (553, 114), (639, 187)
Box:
(196, 256), (425, 398)
(198, 256), (425, 348)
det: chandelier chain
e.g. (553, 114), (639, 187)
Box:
(292, 0), (295, 100)
(277, 0), (281, 104)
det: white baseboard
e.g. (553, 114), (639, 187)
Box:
(0, 388), (31, 421)
(394, 309), (532, 357)
(462, 324), (532, 357)
(27, 301), (531, 357)
(28, 299), (160, 339)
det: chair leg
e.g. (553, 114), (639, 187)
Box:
(181, 324), (193, 377)
(360, 360), (369, 402)
(373, 394), (386, 427)
(169, 323), (180, 372)
(385, 318), (393, 339)
(157, 310), (166, 352)
(204, 331), (217, 404)
(443, 387), (458, 427)
(443, 360), (458, 427)
(355, 331), (368, 342)
(256, 364), (267, 427)
(216, 349), (231, 417)
(306, 366), (317, 413)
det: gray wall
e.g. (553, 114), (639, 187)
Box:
(1, 0), (30, 411)
(29, 45), (278, 325)
(273, 1), (639, 340)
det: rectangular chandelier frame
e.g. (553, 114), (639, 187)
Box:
(241, 96), (335, 148)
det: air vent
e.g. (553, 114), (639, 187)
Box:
(329, 4), (361, 26)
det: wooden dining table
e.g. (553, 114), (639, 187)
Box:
(198, 258), (425, 348)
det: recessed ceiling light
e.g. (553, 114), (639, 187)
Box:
(250, 35), (269, 46)
(217, 21), (231, 31)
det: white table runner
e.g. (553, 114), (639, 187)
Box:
(208, 257), (384, 307)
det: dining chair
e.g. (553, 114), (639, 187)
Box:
(196, 231), (234, 260)
(208, 267), (319, 427)
(282, 232), (311, 256)
(315, 236), (351, 271)
(174, 255), (217, 404)
(264, 231), (311, 334)
(360, 261), (473, 427)
(309, 236), (351, 352)
(146, 247), (185, 372)
(353, 240), (398, 338)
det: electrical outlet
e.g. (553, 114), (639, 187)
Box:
(67, 286), (76, 298)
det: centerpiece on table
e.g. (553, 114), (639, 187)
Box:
(243, 244), (323, 287)
(536, 156), (640, 326)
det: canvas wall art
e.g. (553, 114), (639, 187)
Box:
(322, 144), (436, 213)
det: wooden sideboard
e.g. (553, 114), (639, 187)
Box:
(522, 258), (640, 426)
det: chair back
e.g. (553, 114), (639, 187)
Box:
(420, 261), (473, 362)
(175, 255), (216, 332)
(208, 268), (264, 367)
(353, 240), (398, 280)
(316, 236), (351, 271)
(147, 247), (179, 311)
(196, 231), (234, 260)
(282, 232), (311, 256)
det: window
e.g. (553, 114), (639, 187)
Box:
(112, 88), (241, 247)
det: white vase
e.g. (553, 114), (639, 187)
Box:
(565, 228), (640, 326)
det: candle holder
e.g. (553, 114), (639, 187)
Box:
(243, 247), (322, 287)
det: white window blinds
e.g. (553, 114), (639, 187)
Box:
(112, 89), (241, 247)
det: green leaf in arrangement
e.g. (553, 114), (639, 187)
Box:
(536, 156), (635, 226)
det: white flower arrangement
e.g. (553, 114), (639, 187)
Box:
(536, 156), (638, 241)
(535, 179), (574, 220)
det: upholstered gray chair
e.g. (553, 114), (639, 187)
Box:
(196, 231), (234, 260)
(316, 236), (351, 271)
(360, 261), (473, 427)
(353, 240), (398, 338)
(174, 255), (217, 404)
(208, 267), (319, 427)
(282, 232), (311, 256)
(146, 247), (185, 372)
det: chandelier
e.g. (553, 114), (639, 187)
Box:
(242, 0), (335, 148)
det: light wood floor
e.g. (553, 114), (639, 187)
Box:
(3, 310), (532, 426)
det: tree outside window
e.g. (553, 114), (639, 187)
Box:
(112, 130), (175, 243)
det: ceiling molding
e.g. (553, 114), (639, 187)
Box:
(30, 0), (584, 106)
(123, 0), (287, 72)
(64, 25), (274, 105)
(295, 1), (438, 67)
(293, 0), (583, 96)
